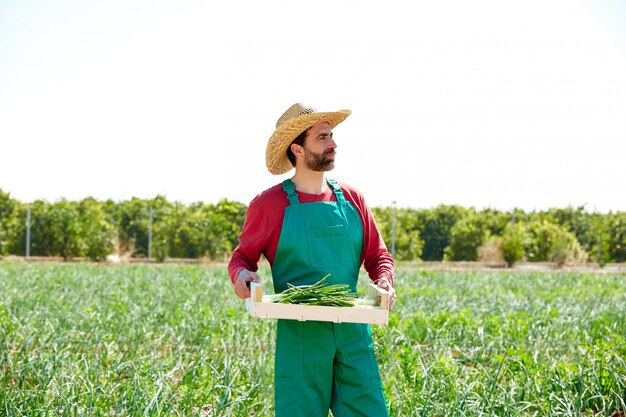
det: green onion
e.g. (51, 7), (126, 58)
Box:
(270, 274), (356, 307)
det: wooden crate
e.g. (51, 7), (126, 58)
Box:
(245, 282), (389, 325)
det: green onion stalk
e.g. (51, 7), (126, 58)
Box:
(268, 274), (357, 307)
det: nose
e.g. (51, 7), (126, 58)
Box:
(328, 136), (337, 149)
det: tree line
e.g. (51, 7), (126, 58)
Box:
(372, 205), (626, 266)
(1, 189), (624, 265)
(0, 190), (246, 262)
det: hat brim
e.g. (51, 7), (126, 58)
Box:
(266, 110), (351, 175)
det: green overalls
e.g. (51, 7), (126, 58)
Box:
(271, 179), (388, 417)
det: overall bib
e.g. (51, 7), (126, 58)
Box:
(272, 179), (388, 417)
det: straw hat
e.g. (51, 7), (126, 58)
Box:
(266, 103), (351, 175)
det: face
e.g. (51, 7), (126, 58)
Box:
(300, 122), (337, 172)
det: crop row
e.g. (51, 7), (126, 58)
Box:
(1, 262), (624, 415)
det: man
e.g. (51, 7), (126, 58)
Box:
(228, 103), (396, 417)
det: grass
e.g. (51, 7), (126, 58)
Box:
(0, 262), (625, 416)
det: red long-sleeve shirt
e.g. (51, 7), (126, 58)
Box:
(228, 181), (394, 286)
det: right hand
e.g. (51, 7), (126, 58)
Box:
(234, 268), (262, 299)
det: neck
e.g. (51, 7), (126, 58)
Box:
(291, 169), (327, 194)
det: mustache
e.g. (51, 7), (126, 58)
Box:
(323, 149), (335, 157)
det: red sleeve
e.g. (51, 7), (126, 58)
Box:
(227, 184), (286, 284)
(340, 182), (395, 286)
(227, 199), (265, 284)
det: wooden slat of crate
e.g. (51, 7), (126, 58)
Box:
(245, 282), (389, 325)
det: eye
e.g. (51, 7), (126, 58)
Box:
(318, 133), (332, 140)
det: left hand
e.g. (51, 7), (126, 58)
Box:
(375, 277), (396, 311)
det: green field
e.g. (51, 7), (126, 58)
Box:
(1, 262), (625, 416)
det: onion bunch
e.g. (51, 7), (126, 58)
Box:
(270, 275), (356, 307)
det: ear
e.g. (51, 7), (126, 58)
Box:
(290, 143), (304, 158)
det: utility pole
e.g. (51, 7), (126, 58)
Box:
(148, 206), (153, 260)
(25, 203), (31, 257)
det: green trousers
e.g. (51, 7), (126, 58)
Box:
(275, 320), (388, 417)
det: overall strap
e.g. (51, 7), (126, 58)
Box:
(326, 179), (347, 204)
(281, 179), (300, 205)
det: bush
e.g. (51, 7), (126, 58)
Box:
(444, 214), (486, 261)
(478, 236), (505, 265)
(501, 223), (529, 267)
(525, 220), (587, 266)
(542, 207), (596, 252)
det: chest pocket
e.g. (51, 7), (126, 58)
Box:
(305, 217), (350, 269)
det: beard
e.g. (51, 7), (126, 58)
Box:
(303, 147), (335, 171)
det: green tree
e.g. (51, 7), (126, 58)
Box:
(477, 208), (512, 237)
(444, 212), (486, 261)
(212, 199), (247, 258)
(606, 211), (626, 263)
(420, 205), (467, 261)
(525, 220), (587, 266)
(26, 200), (83, 259)
(148, 198), (246, 262)
(113, 196), (172, 257)
(592, 232), (611, 266)
(111, 197), (149, 257)
(372, 207), (423, 261)
(77, 198), (115, 261)
(501, 222), (529, 267)
(152, 202), (199, 260)
(0, 190), (24, 256)
(542, 206), (595, 253)
(394, 209), (424, 261)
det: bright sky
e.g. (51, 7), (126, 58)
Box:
(1, 0), (625, 213)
